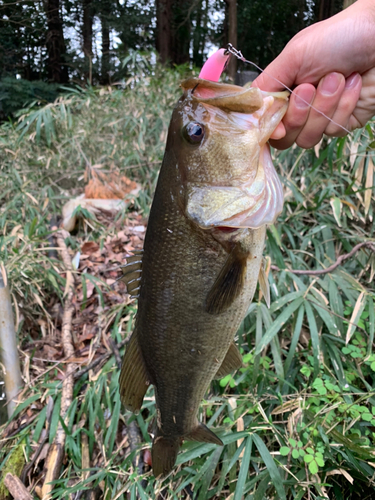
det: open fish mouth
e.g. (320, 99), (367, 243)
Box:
(181, 78), (289, 229)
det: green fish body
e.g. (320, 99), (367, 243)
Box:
(119, 78), (289, 476)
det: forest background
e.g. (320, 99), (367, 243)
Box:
(1, 0), (348, 120)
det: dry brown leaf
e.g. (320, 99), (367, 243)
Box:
(346, 291), (366, 344)
(326, 468), (354, 485)
(81, 241), (100, 254)
(354, 156), (365, 205)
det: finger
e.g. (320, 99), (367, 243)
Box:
(269, 84), (316, 150)
(295, 72), (346, 149)
(252, 43), (300, 92)
(270, 122), (286, 141)
(325, 73), (362, 136)
(351, 67), (375, 129)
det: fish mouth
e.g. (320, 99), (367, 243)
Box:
(181, 77), (289, 116)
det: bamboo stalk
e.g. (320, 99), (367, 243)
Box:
(0, 264), (23, 418)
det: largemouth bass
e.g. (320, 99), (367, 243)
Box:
(119, 78), (289, 477)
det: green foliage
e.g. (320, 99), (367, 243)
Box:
(0, 77), (61, 121)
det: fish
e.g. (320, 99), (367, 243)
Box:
(119, 77), (289, 477)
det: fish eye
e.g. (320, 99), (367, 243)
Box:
(184, 122), (205, 144)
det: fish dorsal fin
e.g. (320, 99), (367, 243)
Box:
(119, 328), (150, 413)
(120, 250), (143, 298)
(258, 260), (270, 308)
(215, 342), (243, 379)
(206, 246), (247, 315)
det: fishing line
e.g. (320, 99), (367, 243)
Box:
(225, 43), (351, 136)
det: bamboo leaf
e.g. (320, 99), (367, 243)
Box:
(284, 305), (305, 374)
(252, 434), (286, 500)
(252, 305), (263, 386)
(255, 297), (304, 354)
(197, 446), (223, 500)
(11, 393), (40, 419)
(330, 197), (342, 227)
(305, 300), (320, 377)
(310, 294), (338, 337)
(104, 389), (121, 454)
(234, 436), (252, 500)
(270, 290), (304, 313)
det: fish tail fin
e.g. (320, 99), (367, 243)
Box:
(152, 435), (181, 478)
(187, 423), (223, 445)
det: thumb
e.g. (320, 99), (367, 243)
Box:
(252, 52), (298, 92)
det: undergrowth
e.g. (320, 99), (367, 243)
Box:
(0, 62), (375, 500)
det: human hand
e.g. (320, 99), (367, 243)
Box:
(252, 0), (375, 149)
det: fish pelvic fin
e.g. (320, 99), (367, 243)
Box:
(215, 342), (243, 379)
(186, 423), (223, 445)
(152, 435), (182, 478)
(119, 329), (149, 413)
(206, 246), (247, 314)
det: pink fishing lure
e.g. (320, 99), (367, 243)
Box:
(198, 48), (230, 82)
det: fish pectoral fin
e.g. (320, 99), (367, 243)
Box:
(215, 342), (243, 379)
(119, 329), (149, 413)
(206, 247), (247, 315)
(186, 423), (223, 445)
(258, 261), (270, 308)
(152, 435), (181, 478)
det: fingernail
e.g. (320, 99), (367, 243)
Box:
(320, 72), (343, 95)
(295, 88), (314, 109)
(345, 72), (361, 89)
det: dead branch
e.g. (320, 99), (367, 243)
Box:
(271, 241), (375, 276)
(42, 232), (78, 500)
(127, 419), (144, 476)
(4, 473), (33, 500)
(0, 264), (23, 418)
(108, 336), (122, 369)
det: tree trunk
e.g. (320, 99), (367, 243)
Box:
(171, 1), (191, 66)
(100, 8), (110, 84)
(318, 0), (334, 20)
(156, 0), (172, 64)
(82, 0), (93, 82)
(225, 0), (237, 81)
(193, 0), (203, 67)
(44, 0), (69, 83)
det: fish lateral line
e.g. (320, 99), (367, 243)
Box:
(225, 43), (351, 136)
